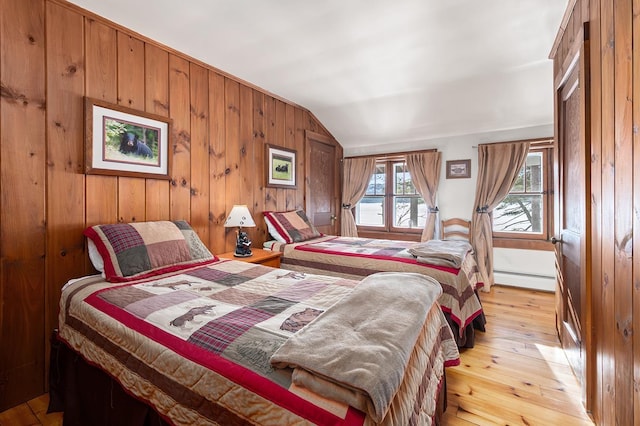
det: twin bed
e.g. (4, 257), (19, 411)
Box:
(53, 220), (462, 425)
(263, 210), (486, 348)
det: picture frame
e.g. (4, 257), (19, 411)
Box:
(266, 144), (297, 188)
(85, 97), (172, 179)
(446, 159), (471, 179)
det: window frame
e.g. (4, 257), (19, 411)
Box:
(355, 155), (427, 236)
(355, 162), (387, 230)
(390, 160), (426, 233)
(492, 141), (554, 250)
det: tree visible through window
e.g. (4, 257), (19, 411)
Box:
(355, 159), (425, 233)
(393, 162), (425, 228)
(493, 149), (550, 239)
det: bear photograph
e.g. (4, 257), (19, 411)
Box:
(103, 117), (160, 166)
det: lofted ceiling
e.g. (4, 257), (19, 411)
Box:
(67, 0), (567, 155)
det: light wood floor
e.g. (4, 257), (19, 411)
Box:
(443, 285), (594, 425)
(0, 393), (61, 426)
(0, 285), (593, 426)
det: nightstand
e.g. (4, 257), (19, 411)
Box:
(218, 248), (282, 268)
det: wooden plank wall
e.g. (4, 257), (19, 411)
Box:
(551, 0), (638, 424)
(0, 0), (341, 410)
(0, 0), (47, 411)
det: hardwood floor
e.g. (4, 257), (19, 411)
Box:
(0, 285), (593, 425)
(0, 394), (61, 426)
(443, 285), (594, 425)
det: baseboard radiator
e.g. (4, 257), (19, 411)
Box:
(493, 269), (555, 292)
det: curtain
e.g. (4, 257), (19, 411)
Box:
(471, 141), (530, 291)
(406, 151), (441, 241)
(341, 157), (376, 236)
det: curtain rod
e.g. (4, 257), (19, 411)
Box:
(344, 148), (437, 160)
(475, 137), (553, 149)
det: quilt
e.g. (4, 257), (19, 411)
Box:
(271, 272), (451, 422)
(58, 259), (459, 425)
(267, 236), (484, 336)
(408, 240), (473, 268)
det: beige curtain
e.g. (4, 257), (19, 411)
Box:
(341, 157), (376, 236)
(406, 152), (441, 241)
(471, 141), (530, 291)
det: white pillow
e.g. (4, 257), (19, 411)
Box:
(87, 238), (105, 276)
(264, 215), (286, 243)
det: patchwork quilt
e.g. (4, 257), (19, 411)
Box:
(58, 259), (459, 426)
(267, 236), (484, 336)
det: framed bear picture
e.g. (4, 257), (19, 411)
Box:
(266, 144), (297, 188)
(84, 97), (172, 179)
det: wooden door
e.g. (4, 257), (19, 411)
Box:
(554, 26), (590, 403)
(305, 131), (340, 235)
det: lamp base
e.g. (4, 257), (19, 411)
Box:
(234, 230), (253, 257)
(233, 251), (253, 258)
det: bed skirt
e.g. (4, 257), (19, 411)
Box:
(448, 289), (487, 348)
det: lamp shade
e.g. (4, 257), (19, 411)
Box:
(224, 205), (256, 228)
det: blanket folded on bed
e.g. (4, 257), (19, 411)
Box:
(408, 239), (473, 268)
(270, 272), (442, 422)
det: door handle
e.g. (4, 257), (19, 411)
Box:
(551, 236), (563, 244)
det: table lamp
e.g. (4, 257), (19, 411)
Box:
(224, 205), (256, 257)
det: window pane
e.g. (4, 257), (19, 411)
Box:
(525, 152), (543, 192)
(493, 194), (544, 233)
(366, 164), (386, 195)
(356, 196), (384, 226)
(393, 162), (416, 195)
(393, 197), (426, 228)
(394, 163), (404, 194)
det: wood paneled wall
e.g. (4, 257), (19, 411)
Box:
(551, 0), (638, 424)
(0, 0), (341, 410)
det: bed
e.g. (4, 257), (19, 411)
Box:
(263, 210), (487, 348)
(51, 220), (460, 425)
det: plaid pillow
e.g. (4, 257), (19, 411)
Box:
(263, 210), (321, 244)
(84, 220), (217, 282)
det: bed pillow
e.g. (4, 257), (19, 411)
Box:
(263, 210), (321, 243)
(84, 220), (217, 282)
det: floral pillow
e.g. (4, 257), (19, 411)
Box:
(263, 210), (321, 244)
(84, 220), (217, 282)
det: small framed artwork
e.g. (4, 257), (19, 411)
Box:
(446, 159), (471, 179)
(85, 97), (172, 179)
(266, 144), (297, 188)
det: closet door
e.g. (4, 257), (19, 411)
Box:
(305, 131), (340, 235)
(553, 25), (590, 403)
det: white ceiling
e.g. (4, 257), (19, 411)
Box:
(67, 0), (567, 155)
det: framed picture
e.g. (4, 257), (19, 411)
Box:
(85, 97), (172, 179)
(266, 144), (297, 188)
(446, 159), (471, 179)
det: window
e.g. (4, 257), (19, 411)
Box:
(492, 146), (553, 241)
(355, 159), (426, 233)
